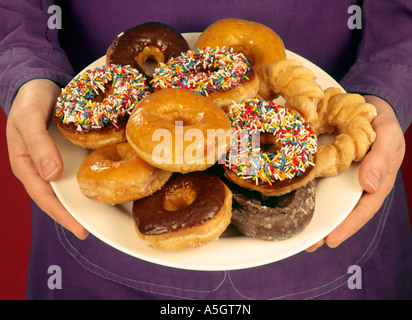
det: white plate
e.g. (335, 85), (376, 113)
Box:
(50, 32), (362, 271)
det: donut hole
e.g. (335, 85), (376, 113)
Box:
(259, 132), (280, 154)
(163, 186), (197, 211)
(164, 111), (198, 127)
(135, 46), (164, 77)
(104, 144), (135, 162)
(89, 81), (114, 103)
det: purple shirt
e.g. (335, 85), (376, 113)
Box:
(1, 0), (412, 299)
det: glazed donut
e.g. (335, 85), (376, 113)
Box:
(151, 47), (259, 109)
(132, 173), (232, 251)
(77, 142), (172, 204)
(195, 18), (286, 73)
(126, 88), (231, 173)
(54, 64), (150, 149)
(106, 22), (190, 78)
(314, 87), (377, 177)
(257, 59), (325, 128)
(223, 99), (317, 196)
(229, 180), (316, 241)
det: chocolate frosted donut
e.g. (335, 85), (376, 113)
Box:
(106, 22), (190, 78)
(132, 172), (232, 251)
(229, 180), (316, 240)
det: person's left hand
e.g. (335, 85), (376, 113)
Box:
(306, 95), (406, 252)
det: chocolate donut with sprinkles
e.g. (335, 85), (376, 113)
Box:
(223, 99), (317, 197)
(150, 47), (259, 109)
(54, 64), (150, 149)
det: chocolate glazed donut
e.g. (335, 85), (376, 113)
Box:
(132, 172), (232, 251)
(106, 22), (190, 78)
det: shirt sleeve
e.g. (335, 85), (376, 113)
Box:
(0, 0), (75, 116)
(340, 0), (412, 132)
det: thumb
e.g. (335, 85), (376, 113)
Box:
(359, 96), (405, 194)
(10, 79), (63, 182)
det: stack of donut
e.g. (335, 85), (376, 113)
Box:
(53, 19), (377, 250)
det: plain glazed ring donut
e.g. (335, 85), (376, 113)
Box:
(132, 173), (232, 251)
(126, 88), (231, 173)
(314, 87), (377, 177)
(229, 180), (316, 241)
(195, 18), (286, 73)
(223, 99), (317, 196)
(151, 47), (259, 109)
(77, 142), (172, 204)
(54, 64), (150, 149)
(106, 22), (190, 78)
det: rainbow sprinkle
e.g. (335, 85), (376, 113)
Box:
(151, 47), (251, 96)
(54, 64), (149, 132)
(224, 99), (317, 184)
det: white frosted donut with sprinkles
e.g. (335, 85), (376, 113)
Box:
(54, 64), (150, 149)
(223, 99), (317, 196)
(150, 47), (259, 109)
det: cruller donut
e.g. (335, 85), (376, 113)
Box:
(126, 88), (231, 173)
(257, 59), (325, 129)
(77, 142), (172, 204)
(106, 22), (190, 78)
(54, 64), (149, 149)
(195, 18), (286, 73)
(132, 173), (232, 251)
(314, 87), (377, 177)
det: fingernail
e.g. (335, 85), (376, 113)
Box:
(42, 159), (59, 181)
(365, 169), (380, 192)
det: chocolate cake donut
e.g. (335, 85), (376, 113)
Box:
(205, 164), (316, 241)
(230, 180), (316, 240)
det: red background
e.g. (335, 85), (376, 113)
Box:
(1, 108), (411, 300)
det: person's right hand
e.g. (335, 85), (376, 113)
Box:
(6, 79), (89, 239)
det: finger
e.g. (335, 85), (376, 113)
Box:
(29, 170), (90, 240)
(306, 239), (325, 252)
(22, 114), (63, 181)
(359, 96), (405, 194)
(325, 191), (382, 248)
(326, 161), (398, 248)
(9, 79), (63, 181)
(358, 120), (404, 194)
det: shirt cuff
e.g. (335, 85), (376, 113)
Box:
(340, 60), (412, 133)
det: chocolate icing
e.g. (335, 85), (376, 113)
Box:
(54, 114), (128, 134)
(133, 173), (225, 236)
(106, 22), (190, 76)
(223, 153), (317, 191)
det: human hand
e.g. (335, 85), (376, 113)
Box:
(307, 95), (406, 251)
(6, 79), (89, 239)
